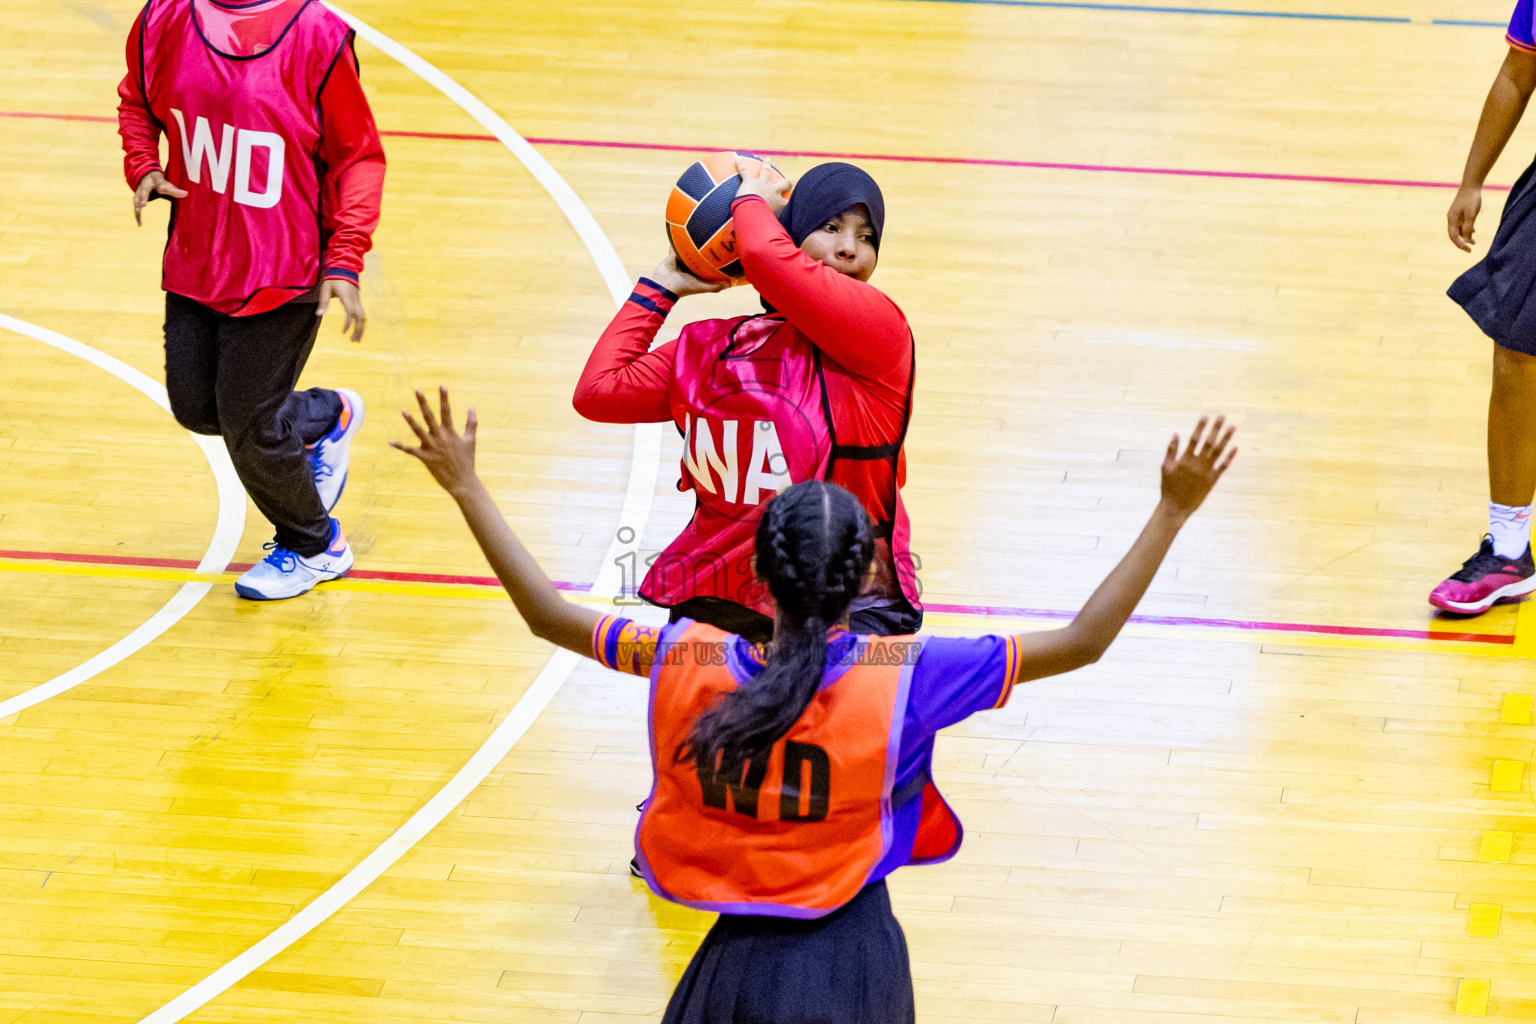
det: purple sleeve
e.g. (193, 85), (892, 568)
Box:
(902, 635), (1020, 744)
(870, 635), (1021, 884)
(1510, 0), (1535, 51)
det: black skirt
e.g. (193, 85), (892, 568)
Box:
(662, 880), (915, 1024)
(1450, 157), (1536, 354)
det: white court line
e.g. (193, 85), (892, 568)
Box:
(134, 8), (662, 1023)
(0, 314), (244, 723)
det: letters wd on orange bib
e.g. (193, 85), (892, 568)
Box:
(595, 618), (1029, 919)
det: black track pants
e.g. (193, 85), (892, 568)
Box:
(163, 291), (343, 557)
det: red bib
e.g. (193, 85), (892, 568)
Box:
(640, 315), (920, 616)
(134, 0), (352, 314)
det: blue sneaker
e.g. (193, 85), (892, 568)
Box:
(234, 519), (354, 600)
(309, 388), (364, 512)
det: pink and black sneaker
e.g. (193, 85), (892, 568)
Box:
(1429, 536), (1536, 615)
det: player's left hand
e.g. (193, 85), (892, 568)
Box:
(735, 156), (792, 216)
(392, 387), (479, 499)
(132, 170), (187, 226)
(318, 278), (366, 342)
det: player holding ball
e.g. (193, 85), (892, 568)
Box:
(574, 154), (922, 643)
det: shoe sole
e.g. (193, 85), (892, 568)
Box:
(234, 568), (349, 601)
(1430, 574), (1536, 615)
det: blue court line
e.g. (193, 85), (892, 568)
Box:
(890, 0), (1520, 28)
(888, 0), (1410, 22)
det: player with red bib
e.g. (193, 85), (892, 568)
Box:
(574, 158), (920, 644)
(117, 0), (384, 600)
(394, 387), (1235, 1023)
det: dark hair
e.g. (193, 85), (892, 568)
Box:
(681, 480), (874, 773)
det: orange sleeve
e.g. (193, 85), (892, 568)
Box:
(993, 635), (1024, 709)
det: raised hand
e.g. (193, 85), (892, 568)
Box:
(1160, 415), (1236, 518)
(133, 170), (187, 225)
(391, 387), (479, 498)
(734, 155), (792, 215)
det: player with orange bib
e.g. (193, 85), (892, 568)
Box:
(394, 387), (1236, 1022)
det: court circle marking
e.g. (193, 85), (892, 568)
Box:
(134, 7), (662, 1023)
(0, 313), (245, 723)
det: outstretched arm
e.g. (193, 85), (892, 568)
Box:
(393, 388), (602, 655)
(1009, 417), (1237, 683)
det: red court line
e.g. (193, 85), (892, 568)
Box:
(2, 547), (1513, 645)
(517, 135), (1500, 192)
(0, 548), (581, 590)
(2, 110), (1506, 192)
(923, 600), (1513, 644)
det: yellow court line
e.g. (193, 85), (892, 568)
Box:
(1479, 830), (1514, 863)
(0, 559), (227, 585)
(1514, 595), (1536, 657)
(1456, 977), (1491, 1016)
(5, 556), (1524, 658)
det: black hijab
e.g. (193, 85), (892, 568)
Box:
(777, 162), (886, 253)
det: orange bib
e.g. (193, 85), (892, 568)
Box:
(635, 621), (918, 919)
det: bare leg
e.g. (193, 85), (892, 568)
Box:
(1488, 344), (1536, 506)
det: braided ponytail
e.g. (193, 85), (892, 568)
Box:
(682, 481), (874, 775)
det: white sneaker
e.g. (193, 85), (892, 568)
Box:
(309, 388), (364, 512)
(234, 519), (354, 600)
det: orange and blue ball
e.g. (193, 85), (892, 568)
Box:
(666, 151), (786, 283)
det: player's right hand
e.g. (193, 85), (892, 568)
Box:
(133, 171), (188, 226)
(1159, 416), (1236, 520)
(1448, 186), (1482, 252)
(392, 387), (479, 500)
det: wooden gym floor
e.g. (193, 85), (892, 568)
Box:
(4, 0), (1536, 1020)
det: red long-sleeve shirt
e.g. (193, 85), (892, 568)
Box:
(574, 196), (914, 456)
(117, 0), (384, 300)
